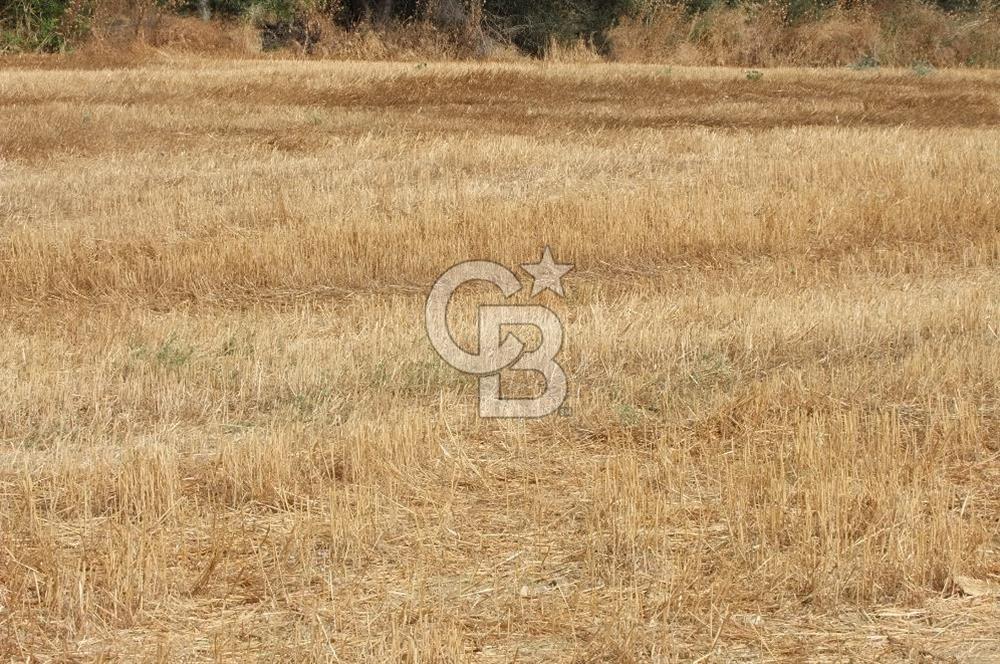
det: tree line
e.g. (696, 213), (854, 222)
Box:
(1, 0), (991, 53)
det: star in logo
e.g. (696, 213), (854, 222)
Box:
(521, 246), (573, 297)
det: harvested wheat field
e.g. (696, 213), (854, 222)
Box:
(1, 59), (999, 661)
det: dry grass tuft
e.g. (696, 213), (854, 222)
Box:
(610, 2), (1000, 66)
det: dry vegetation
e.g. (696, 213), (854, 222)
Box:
(11, 0), (1000, 67)
(607, 3), (1000, 67)
(1, 59), (999, 660)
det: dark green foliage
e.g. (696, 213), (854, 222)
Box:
(171, 0), (332, 18)
(782, 0), (836, 22)
(1, 0), (91, 51)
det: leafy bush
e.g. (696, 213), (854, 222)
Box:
(1, 0), (92, 51)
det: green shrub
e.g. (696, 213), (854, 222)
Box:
(1, 0), (92, 52)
